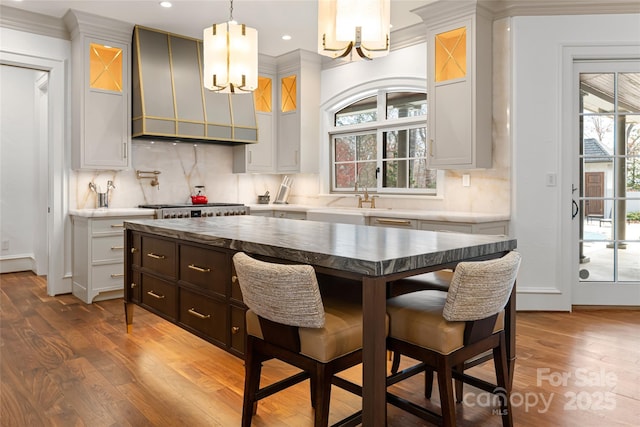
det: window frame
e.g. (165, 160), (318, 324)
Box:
(327, 88), (441, 196)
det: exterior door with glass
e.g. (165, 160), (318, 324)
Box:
(573, 60), (640, 305)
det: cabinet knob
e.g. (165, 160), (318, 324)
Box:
(231, 326), (240, 334)
(232, 275), (238, 283)
(131, 247), (138, 254)
(131, 282), (137, 288)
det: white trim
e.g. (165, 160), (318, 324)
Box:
(0, 254), (36, 274)
(517, 286), (562, 294)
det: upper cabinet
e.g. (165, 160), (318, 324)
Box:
(64, 11), (133, 170)
(131, 26), (258, 145)
(276, 50), (321, 173)
(414, 0), (493, 169)
(233, 56), (277, 173)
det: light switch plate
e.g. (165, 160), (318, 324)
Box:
(546, 173), (557, 187)
(462, 174), (470, 187)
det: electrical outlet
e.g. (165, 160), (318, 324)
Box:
(462, 174), (470, 187)
(1, 240), (9, 251)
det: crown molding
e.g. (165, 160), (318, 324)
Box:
(63, 9), (133, 43)
(0, 5), (69, 40)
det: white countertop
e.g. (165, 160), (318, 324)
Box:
(69, 208), (156, 218)
(246, 204), (509, 224)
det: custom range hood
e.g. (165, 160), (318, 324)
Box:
(132, 25), (258, 144)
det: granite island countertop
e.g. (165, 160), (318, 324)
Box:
(124, 216), (516, 276)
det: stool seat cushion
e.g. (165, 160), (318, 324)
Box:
(387, 290), (504, 355)
(247, 297), (386, 363)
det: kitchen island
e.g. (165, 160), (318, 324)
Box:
(124, 216), (517, 426)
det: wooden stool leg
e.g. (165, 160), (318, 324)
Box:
(493, 334), (513, 427)
(437, 358), (457, 427)
(242, 337), (263, 427)
(424, 369), (434, 399)
(454, 364), (464, 403)
(391, 351), (401, 374)
(312, 364), (332, 427)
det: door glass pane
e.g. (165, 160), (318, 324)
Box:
(580, 73), (614, 113)
(579, 70), (640, 285)
(90, 43), (122, 92)
(434, 27), (466, 82)
(618, 241), (640, 281)
(254, 76), (272, 112)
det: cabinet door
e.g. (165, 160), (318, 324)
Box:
(83, 39), (130, 169)
(277, 73), (300, 172)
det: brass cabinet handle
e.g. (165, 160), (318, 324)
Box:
(188, 308), (211, 319)
(147, 290), (165, 299)
(188, 264), (211, 273)
(110, 224), (125, 228)
(111, 246), (124, 250)
(131, 282), (137, 288)
(375, 218), (412, 226)
(131, 247), (138, 253)
(147, 253), (166, 259)
(231, 326), (240, 334)
(110, 273), (124, 278)
(232, 275), (238, 283)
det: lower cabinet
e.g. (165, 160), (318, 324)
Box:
(418, 220), (509, 235)
(127, 231), (247, 357)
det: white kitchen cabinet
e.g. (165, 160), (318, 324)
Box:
(72, 215), (152, 303)
(276, 50), (321, 173)
(418, 220), (508, 235)
(414, 1), (492, 169)
(64, 11), (132, 170)
(233, 58), (277, 173)
(250, 210), (273, 217)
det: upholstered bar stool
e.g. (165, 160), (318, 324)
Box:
(385, 251), (521, 427)
(232, 252), (366, 427)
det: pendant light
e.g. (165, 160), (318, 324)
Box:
(318, 0), (390, 60)
(203, 0), (258, 93)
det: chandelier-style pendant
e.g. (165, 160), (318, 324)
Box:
(318, 0), (390, 60)
(203, 0), (258, 93)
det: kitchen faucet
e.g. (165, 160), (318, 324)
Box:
(355, 182), (378, 208)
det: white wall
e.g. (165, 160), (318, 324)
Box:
(0, 65), (40, 272)
(511, 13), (640, 310)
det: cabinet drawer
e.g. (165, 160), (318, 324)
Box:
(141, 274), (177, 319)
(141, 236), (176, 278)
(275, 211), (306, 220)
(92, 235), (125, 262)
(92, 218), (127, 235)
(179, 245), (229, 296)
(90, 263), (124, 292)
(179, 288), (227, 344)
(370, 217), (417, 229)
(418, 221), (472, 234)
(230, 305), (246, 355)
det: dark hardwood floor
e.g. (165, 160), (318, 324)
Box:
(1, 272), (638, 426)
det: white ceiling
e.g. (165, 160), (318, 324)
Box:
(1, 0), (429, 56)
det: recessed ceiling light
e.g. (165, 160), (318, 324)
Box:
(160, 1), (172, 8)
(282, 35), (292, 41)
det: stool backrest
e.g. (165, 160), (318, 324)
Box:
(233, 252), (325, 328)
(443, 251), (521, 322)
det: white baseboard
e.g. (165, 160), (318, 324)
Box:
(0, 254), (36, 274)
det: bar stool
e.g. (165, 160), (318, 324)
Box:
(386, 251), (521, 427)
(233, 252), (366, 427)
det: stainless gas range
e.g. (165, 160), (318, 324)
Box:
(139, 203), (249, 219)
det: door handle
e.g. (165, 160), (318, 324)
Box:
(572, 200), (579, 219)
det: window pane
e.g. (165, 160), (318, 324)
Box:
(357, 162), (377, 188)
(410, 159), (436, 189)
(580, 73), (614, 113)
(335, 163), (356, 189)
(334, 135), (355, 162)
(356, 133), (377, 161)
(383, 160), (401, 187)
(618, 241), (640, 281)
(386, 92), (427, 119)
(579, 241), (614, 282)
(335, 95), (377, 126)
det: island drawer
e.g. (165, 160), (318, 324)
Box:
(141, 274), (177, 319)
(141, 236), (176, 278)
(179, 288), (227, 345)
(179, 244), (229, 295)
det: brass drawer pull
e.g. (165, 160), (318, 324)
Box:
(147, 290), (165, 299)
(147, 253), (166, 260)
(110, 224), (125, 228)
(131, 247), (138, 254)
(188, 264), (211, 273)
(110, 273), (124, 278)
(375, 218), (412, 226)
(188, 308), (211, 319)
(231, 326), (240, 334)
(111, 246), (124, 250)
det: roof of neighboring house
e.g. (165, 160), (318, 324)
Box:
(584, 138), (613, 162)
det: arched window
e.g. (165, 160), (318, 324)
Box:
(329, 90), (437, 195)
